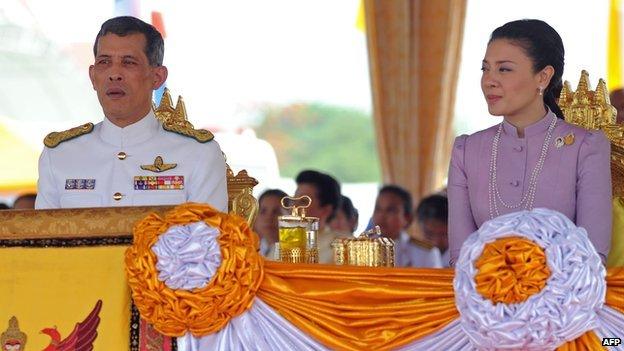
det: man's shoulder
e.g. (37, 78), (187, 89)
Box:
(43, 122), (96, 148)
(161, 119), (215, 144)
(407, 237), (437, 251)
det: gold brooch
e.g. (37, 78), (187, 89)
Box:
(555, 132), (575, 148)
(140, 156), (177, 173)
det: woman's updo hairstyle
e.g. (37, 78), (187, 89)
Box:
(490, 19), (565, 119)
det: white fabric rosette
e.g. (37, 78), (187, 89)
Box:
(453, 208), (606, 350)
(151, 221), (222, 290)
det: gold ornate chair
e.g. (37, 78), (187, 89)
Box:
(154, 89), (259, 226)
(557, 70), (624, 267)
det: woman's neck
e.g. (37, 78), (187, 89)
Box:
(504, 103), (548, 138)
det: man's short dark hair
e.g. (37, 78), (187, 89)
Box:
(94, 16), (164, 66)
(295, 170), (341, 214)
(416, 194), (448, 223)
(378, 185), (412, 216)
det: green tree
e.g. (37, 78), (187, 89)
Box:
(255, 102), (380, 182)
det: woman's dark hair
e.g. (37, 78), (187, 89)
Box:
(259, 189), (288, 204)
(338, 195), (359, 232)
(490, 19), (565, 119)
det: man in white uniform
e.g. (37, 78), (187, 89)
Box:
(35, 16), (227, 211)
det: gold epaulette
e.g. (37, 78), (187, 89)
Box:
(162, 120), (214, 143)
(409, 237), (435, 250)
(43, 123), (94, 148)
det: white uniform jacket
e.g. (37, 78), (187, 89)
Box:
(35, 111), (228, 211)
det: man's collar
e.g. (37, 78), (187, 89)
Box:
(99, 110), (160, 147)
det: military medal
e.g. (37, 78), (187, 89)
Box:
(65, 179), (96, 190)
(140, 156), (177, 173)
(134, 176), (184, 190)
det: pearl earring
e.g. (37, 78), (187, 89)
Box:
(538, 87), (544, 96)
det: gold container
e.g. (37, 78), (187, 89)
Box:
(332, 226), (395, 267)
(331, 238), (347, 265)
(277, 196), (319, 263)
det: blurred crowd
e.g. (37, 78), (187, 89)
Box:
(253, 169), (450, 267)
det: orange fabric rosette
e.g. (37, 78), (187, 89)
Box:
(474, 236), (550, 304)
(125, 203), (264, 336)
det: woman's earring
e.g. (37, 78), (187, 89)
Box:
(538, 87), (544, 96)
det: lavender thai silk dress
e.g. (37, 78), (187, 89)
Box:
(448, 110), (612, 264)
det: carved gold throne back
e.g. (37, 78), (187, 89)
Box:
(153, 89), (259, 226)
(558, 70), (624, 267)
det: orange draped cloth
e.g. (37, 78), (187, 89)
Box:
(259, 263), (457, 351)
(258, 261), (624, 351)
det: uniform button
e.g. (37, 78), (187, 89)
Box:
(510, 180), (520, 187)
(113, 192), (123, 201)
(117, 152), (127, 160)
(513, 145), (523, 152)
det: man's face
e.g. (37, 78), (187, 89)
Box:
(372, 192), (410, 240)
(89, 33), (167, 126)
(295, 183), (332, 227)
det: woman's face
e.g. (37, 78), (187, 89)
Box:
(481, 39), (549, 119)
(253, 195), (286, 243)
(329, 209), (357, 234)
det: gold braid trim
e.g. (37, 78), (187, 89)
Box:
(43, 122), (94, 148)
(162, 120), (214, 143)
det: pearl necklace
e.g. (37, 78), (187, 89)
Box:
(488, 116), (557, 219)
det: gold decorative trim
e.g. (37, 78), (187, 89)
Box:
(226, 166), (259, 227)
(559, 70), (624, 197)
(43, 122), (94, 148)
(154, 88), (214, 143)
(0, 206), (173, 239)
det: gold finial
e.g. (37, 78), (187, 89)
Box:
(596, 78), (610, 105)
(558, 70), (624, 196)
(558, 81), (571, 107)
(153, 88), (215, 143)
(174, 96), (188, 122)
(0, 316), (27, 349)
(281, 195), (312, 217)
(154, 88), (175, 123)
(576, 69), (590, 93)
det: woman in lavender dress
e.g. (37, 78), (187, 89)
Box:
(447, 19), (612, 265)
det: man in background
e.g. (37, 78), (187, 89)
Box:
(295, 169), (343, 264)
(415, 194), (449, 267)
(372, 185), (442, 268)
